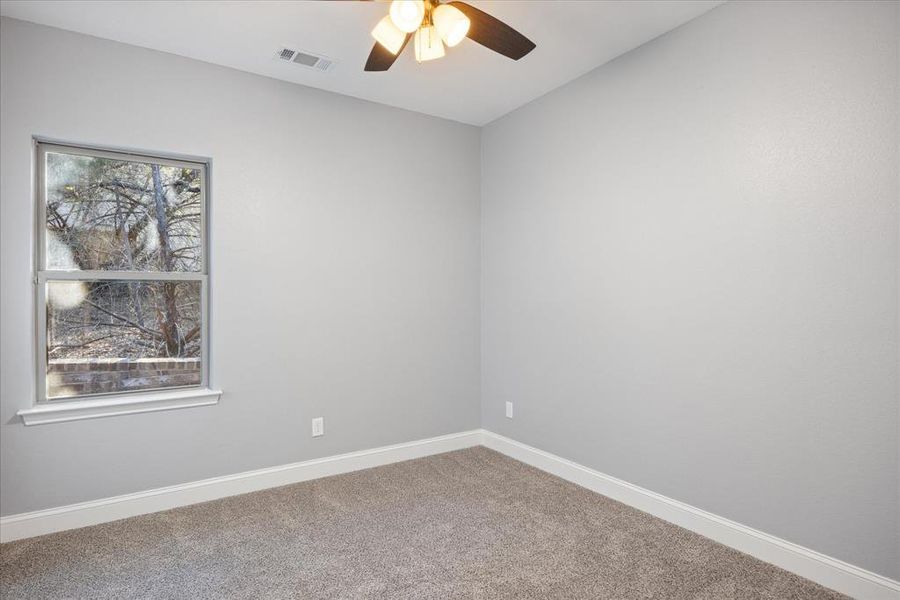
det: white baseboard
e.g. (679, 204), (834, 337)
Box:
(3, 428), (897, 600)
(481, 430), (900, 600)
(0, 429), (482, 544)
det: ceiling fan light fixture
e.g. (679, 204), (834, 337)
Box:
(414, 25), (445, 62)
(389, 0), (425, 33)
(363, 0), (535, 72)
(371, 15), (406, 55)
(433, 4), (470, 48)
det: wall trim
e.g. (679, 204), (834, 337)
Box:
(17, 388), (222, 426)
(481, 430), (900, 600)
(2, 428), (897, 600)
(0, 429), (482, 543)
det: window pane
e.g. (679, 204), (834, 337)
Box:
(45, 150), (202, 272)
(46, 279), (202, 399)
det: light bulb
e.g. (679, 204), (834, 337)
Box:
(433, 4), (470, 47)
(414, 26), (445, 62)
(371, 15), (406, 55)
(389, 0), (425, 33)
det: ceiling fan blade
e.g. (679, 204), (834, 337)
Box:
(448, 1), (535, 61)
(364, 35), (412, 71)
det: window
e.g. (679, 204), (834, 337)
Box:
(34, 142), (209, 404)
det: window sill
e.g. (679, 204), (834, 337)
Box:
(17, 388), (222, 426)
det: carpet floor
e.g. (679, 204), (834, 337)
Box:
(1, 447), (846, 599)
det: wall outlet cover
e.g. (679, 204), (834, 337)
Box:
(312, 417), (324, 437)
(505, 402), (513, 419)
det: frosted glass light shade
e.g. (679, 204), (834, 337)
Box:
(371, 15), (406, 54)
(433, 4), (470, 47)
(389, 0), (425, 33)
(414, 26), (445, 62)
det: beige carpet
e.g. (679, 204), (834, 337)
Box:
(1, 447), (846, 599)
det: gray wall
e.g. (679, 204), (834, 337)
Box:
(481, 0), (899, 579)
(0, 18), (481, 515)
(2, 0), (898, 583)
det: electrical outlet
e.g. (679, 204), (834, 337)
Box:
(311, 417), (324, 437)
(505, 401), (513, 419)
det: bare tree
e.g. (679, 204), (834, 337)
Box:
(150, 164), (181, 355)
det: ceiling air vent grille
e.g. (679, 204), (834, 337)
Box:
(277, 48), (296, 62)
(275, 47), (337, 73)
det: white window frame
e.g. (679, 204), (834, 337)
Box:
(18, 140), (220, 425)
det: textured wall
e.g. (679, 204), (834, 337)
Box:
(1, 17), (481, 515)
(481, 0), (899, 579)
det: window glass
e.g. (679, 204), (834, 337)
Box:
(45, 151), (202, 272)
(37, 143), (208, 402)
(45, 280), (202, 399)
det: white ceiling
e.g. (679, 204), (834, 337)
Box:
(0, 0), (723, 125)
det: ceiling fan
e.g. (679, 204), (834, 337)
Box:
(363, 0), (536, 71)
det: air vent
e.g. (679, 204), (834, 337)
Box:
(277, 48), (296, 62)
(275, 47), (337, 72)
